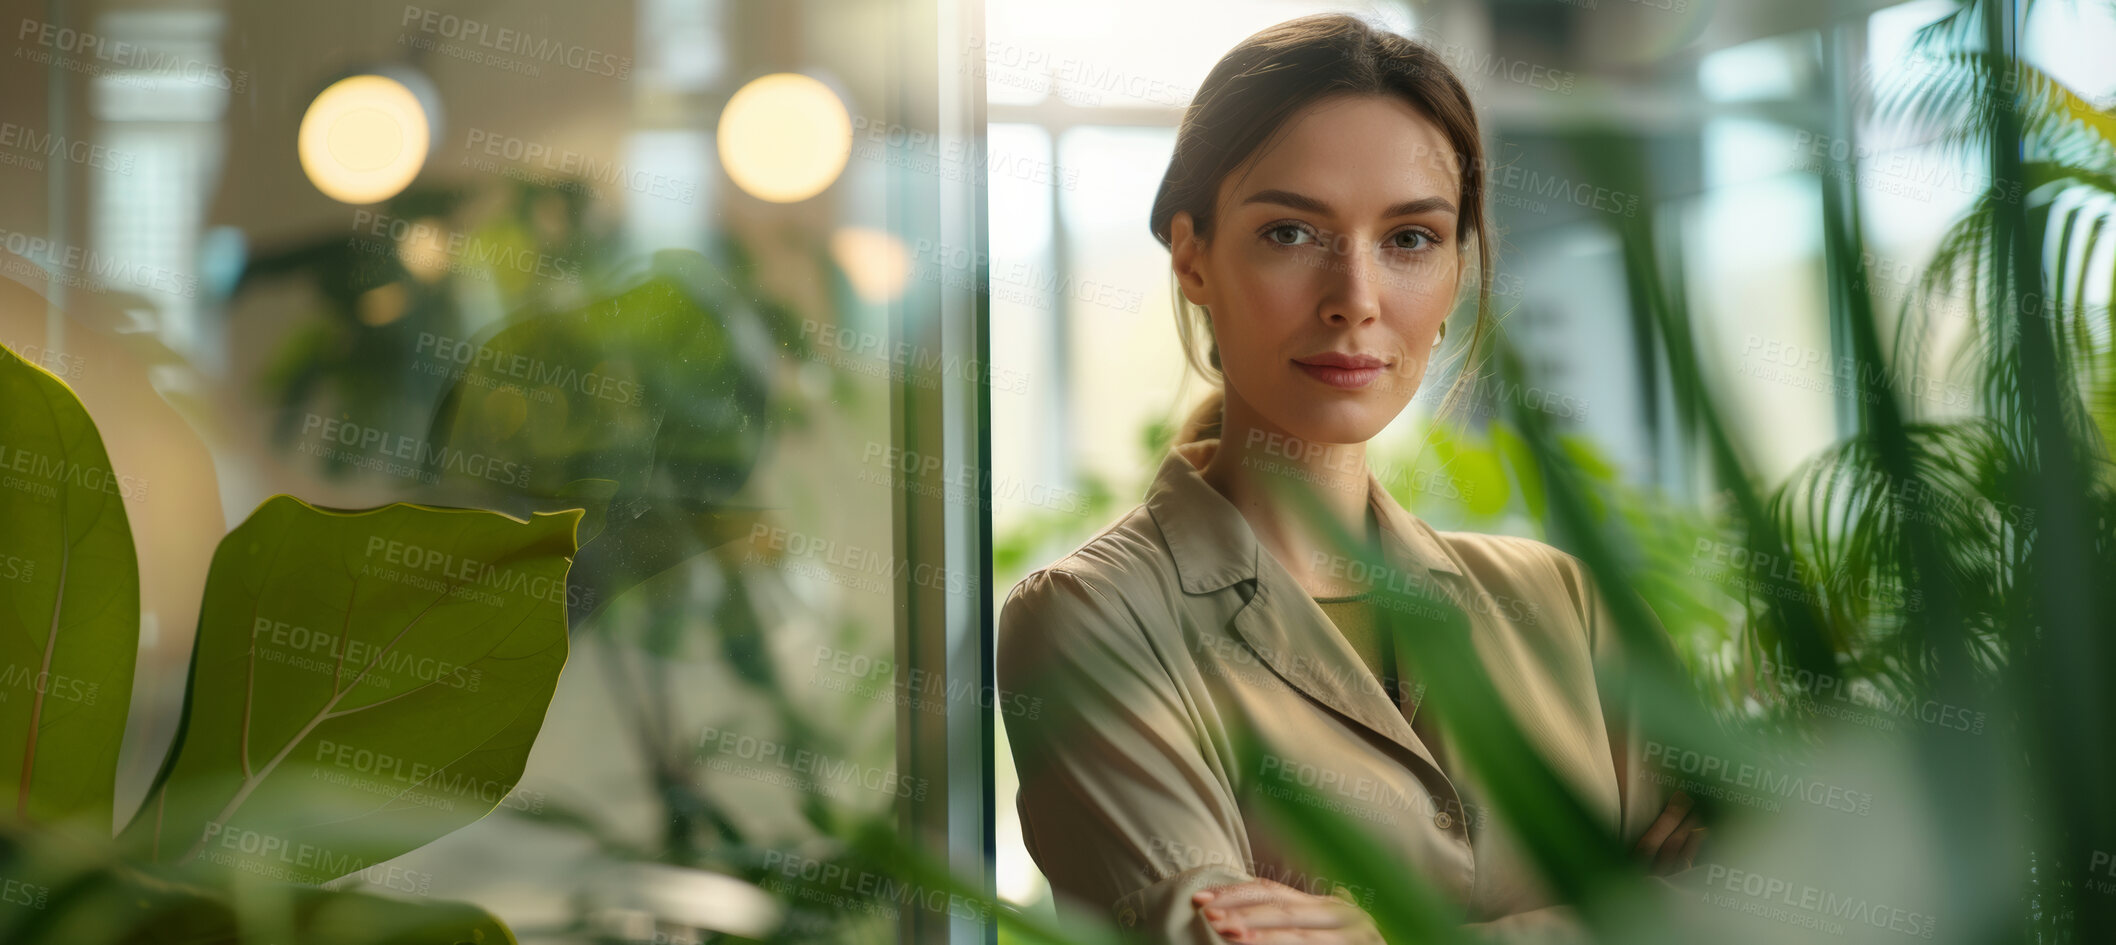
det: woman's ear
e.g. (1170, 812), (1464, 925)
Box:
(1169, 211), (1213, 308)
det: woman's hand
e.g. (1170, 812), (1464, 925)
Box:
(1633, 788), (1707, 875)
(1184, 794), (1700, 942)
(1191, 877), (1384, 943)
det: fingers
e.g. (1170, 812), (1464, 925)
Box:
(1676, 823), (1708, 870)
(1194, 879), (1378, 943)
(1652, 804), (1707, 873)
(1194, 878), (1284, 909)
(1194, 878), (1284, 940)
(1633, 789), (1694, 859)
(1231, 927), (1383, 944)
(1204, 898), (1354, 930)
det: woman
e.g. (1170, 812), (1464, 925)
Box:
(996, 13), (1704, 945)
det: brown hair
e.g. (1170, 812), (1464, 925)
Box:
(1149, 12), (1495, 447)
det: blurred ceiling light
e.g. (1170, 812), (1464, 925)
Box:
(830, 226), (911, 303)
(717, 72), (851, 203)
(355, 282), (409, 326)
(299, 74), (431, 204)
(393, 216), (454, 282)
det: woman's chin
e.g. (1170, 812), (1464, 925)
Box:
(1274, 411), (1393, 448)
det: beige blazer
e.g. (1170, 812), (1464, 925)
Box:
(997, 438), (1675, 943)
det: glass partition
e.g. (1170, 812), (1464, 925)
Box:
(1, 1), (992, 943)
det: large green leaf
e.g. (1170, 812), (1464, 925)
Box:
(0, 817), (515, 945)
(120, 496), (580, 886)
(0, 343), (139, 830)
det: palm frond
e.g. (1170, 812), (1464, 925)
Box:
(1871, 51), (2116, 172)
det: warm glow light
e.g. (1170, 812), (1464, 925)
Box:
(829, 226), (911, 302)
(355, 283), (408, 326)
(298, 74), (430, 205)
(393, 216), (453, 282)
(717, 73), (852, 203)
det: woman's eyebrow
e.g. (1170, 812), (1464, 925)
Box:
(1238, 188), (1458, 219)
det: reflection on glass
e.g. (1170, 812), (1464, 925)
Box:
(0, 2), (967, 943)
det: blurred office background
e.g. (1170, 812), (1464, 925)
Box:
(1, 0), (2111, 943)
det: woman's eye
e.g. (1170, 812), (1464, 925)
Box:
(1265, 223), (1312, 246)
(1393, 229), (1437, 251)
(1262, 223), (1439, 253)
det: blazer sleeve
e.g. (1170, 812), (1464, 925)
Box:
(1455, 549), (1696, 945)
(998, 566), (1251, 944)
(1576, 555), (1717, 896)
(1572, 551), (1679, 849)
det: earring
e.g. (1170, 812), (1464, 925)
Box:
(1433, 321), (1448, 347)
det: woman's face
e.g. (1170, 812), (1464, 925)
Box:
(1171, 93), (1465, 446)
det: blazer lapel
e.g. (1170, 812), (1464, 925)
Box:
(1145, 440), (1469, 786)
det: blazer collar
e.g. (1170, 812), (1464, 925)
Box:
(1143, 436), (1470, 790)
(1144, 437), (1465, 596)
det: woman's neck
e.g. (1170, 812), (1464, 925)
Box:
(1195, 399), (1376, 593)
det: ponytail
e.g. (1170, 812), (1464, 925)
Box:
(1175, 387), (1224, 447)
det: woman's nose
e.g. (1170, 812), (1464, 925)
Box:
(1322, 245), (1383, 324)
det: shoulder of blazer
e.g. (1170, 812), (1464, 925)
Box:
(1002, 502), (1188, 614)
(994, 529), (1196, 712)
(1421, 528), (1594, 630)
(1428, 528), (1579, 584)
(997, 503), (1192, 655)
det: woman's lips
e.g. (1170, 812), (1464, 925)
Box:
(1293, 360), (1386, 390)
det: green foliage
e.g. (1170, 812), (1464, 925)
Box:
(1, 339), (581, 944)
(119, 497), (579, 885)
(0, 346), (139, 831)
(422, 249), (777, 629)
(0, 818), (514, 945)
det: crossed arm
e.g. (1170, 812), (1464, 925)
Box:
(1187, 789), (1707, 943)
(998, 563), (1704, 945)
